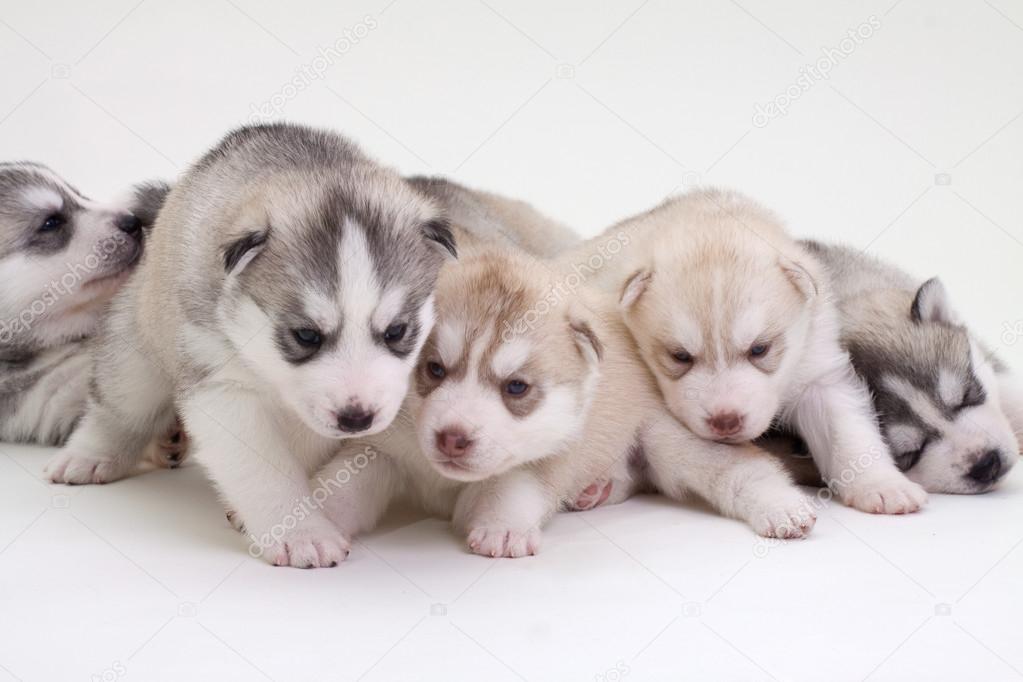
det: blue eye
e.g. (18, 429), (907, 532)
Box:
(39, 213), (66, 232)
(292, 328), (322, 348)
(505, 379), (529, 396)
(383, 323), (407, 343)
(427, 361), (446, 379)
(749, 343), (770, 358)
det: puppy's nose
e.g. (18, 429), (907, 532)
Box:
(116, 213), (142, 235)
(337, 407), (374, 433)
(968, 450), (1004, 484)
(707, 411), (743, 437)
(435, 427), (473, 459)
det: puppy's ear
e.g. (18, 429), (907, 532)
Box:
(779, 257), (819, 299)
(222, 229), (268, 275)
(620, 269), (652, 309)
(423, 217), (457, 259)
(911, 277), (958, 325)
(567, 309), (604, 366)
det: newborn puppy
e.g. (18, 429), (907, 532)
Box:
(580, 189), (927, 515)
(0, 162), (184, 467)
(314, 231), (815, 558)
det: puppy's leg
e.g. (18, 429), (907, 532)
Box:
(996, 371), (1023, 452)
(792, 370), (927, 514)
(312, 444), (402, 539)
(46, 334), (173, 484)
(454, 469), (557, 558)
(180, 384), (349, 568)
(644, 414), (816, 538)
(144, 417), (189, 469)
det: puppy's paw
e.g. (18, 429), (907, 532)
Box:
(45, 452), (133, 485)
(225, 509), (246, 533)
(747, 490), (817, 539)
(147, 423), (189, 469)
(567, 479), (613, 511)
(842, 474), (927, 515)
(253, 516), (350, 568)
(467, 526), (541, 558)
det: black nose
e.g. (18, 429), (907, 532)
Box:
(968, 450), (1004, 484)
(116, 214), (142, 235)
(337, 407), (374, 433)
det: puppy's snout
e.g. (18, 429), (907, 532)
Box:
(115, 213), (142, 236)
(337, 406), (375, 433)
(707, 411), (744, 437)
(967, 450), (1004, 485)
(435, 427), (473, 459)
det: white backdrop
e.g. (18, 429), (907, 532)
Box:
(2, 2), (1023, 681)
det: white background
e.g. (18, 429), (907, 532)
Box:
(2, 1), (1023, 681)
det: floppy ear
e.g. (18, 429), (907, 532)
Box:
(779, 256), (819, 299)
(911, 277), (957, 325)
(620, 269), (652, 310)
(222, 229), (268, 275)
(567, 311), (604, 366)
(423, 217), (457, 259)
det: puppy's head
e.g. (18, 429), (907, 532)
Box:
(0, 163), (152, 348)
(216, 169), (455, 440)
(412, 250), (603, 481)
(843, 279), (1017, 493)
(618, 196), (817, 443)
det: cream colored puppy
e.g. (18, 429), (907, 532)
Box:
(580, 189), (927, 515)
(313, 231), (815, 558)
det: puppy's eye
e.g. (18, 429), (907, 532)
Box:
(383, 322), (407, 343)
(671, 349), (693, 364)
(749, 343), (771, 358)
(427, 361), (446, 379)
(292, 328), (322, 348)
(505, 379), (529, 396)
(39, 213), (66, 232)
(895, 439), (928, 471)
(957, 386), (985, 411)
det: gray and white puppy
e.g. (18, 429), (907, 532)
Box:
(802, 241), (1022, 493)
(0, 162), (171, 449)
(46, 124), (455, 568)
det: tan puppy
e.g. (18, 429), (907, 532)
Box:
(314, 230), (815, 558)
(577, 189), (927, 515)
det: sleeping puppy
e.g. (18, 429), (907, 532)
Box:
(801, 241), (1020, 493)
(310, 230), (814, 559)
(579, 189), (928, 515)
(0, 162), (185, 467)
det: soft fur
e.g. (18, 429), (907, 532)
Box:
(578, 189), (929, 515)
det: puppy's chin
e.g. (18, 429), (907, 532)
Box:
(426, 454), (498, 483)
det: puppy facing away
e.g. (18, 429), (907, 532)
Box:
(46, 124), (456, 568)
(313, 233), (815, 559)
(407, 175), (579, 258)
(0, 162), (183, 466)
(801, 241), (1020, 493)
(581, 189), (928, 515)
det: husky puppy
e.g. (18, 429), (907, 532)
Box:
(46, 124), (455, 568)
(582, 189), (928, 515)
(312, 233), (815, 559)
(800, 241), (1021, 493)
(0, 162), (182, 466)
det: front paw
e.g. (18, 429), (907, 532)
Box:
(249, 515), (351, 568)
(747, 490), (817, 539)
(467, 526), (541, 558)
(45, 452), (133, 485)
(147, 422), (189, 469)
(841, 473), (927, 514)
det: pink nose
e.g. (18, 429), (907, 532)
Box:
(436, 428), (473, 458)
(708, 412), (743, 437)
